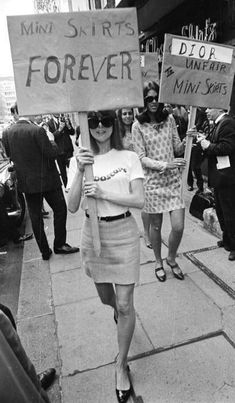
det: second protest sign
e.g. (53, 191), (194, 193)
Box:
(159, 34), (235, 109)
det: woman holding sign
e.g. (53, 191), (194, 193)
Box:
(132, 81), (186, 282)
(68, 110), (144, 403)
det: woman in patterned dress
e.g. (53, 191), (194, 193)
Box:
(132, 81), (186, 282)
(116, 108), (135, 151)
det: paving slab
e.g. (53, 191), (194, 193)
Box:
(55, 298), (152, 376)
(192, 248), (235, 292)
(17, 258), (52, 320)
(61, 364), (116, 403)
(18, 314), (59, 374)
(134, 277), (222, 348)
(222, 305), (235, 345)
(131, 335), (235, 403)
(189, 270), (235, 309)
(50, 251), (82, 274)
(52, 267), (97, 306)
(23, 237), (41, 261)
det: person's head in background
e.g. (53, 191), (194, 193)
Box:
(87, 110), (123, 154)
(116, 108), (134, 138)
(10, 102), (19, 122)
(164, 104), (174, 115)
(137, 81), (168, 124)
(31, 115), (43, 125)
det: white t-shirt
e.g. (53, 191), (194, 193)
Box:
(67, 148), (144, 216)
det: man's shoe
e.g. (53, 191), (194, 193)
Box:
(54, 243), (80, 254)
(228, 251), (235, 261)
(42, 248), (52, 260)
(14, 233), (33, 244)
(38, 368), (56, 390)
(217, 240), (231, 251)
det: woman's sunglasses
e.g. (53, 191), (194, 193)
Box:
(122, 111), (133, 116)
(88, 116), (114, 129)
(145, 95), (158, 103)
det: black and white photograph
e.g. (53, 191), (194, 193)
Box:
(0, 1), (235, 402)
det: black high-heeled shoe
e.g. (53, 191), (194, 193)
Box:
(115, 366), (131, 403)
(116, 387), (131, 403)
(166, 259), (184, 280)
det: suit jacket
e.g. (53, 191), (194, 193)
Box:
(205, 115), (235, 188)
(48, 118), (74, 159)
(2, 120), (61, 194)
(0, 310), (49, 403)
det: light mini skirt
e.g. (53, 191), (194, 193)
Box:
(81, 214), (140, 284)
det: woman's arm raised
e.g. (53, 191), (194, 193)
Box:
(67, 148), (94, 213)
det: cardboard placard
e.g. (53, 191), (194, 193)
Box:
(7, 8), (143, 115)
(159, 34), (235, 109)
(140, 52), (159, 85)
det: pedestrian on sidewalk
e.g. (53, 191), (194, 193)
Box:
(197, 107), (235, 261)
(2, 103), (79, 260)
(47, 113), (75, 188)
(132, 81), (187, 282)
(68, 109), (145, 403)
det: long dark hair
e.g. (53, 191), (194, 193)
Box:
(136, 81), (168, 124)
(116, 108), (134, 138)
(87, 110), (123, 154)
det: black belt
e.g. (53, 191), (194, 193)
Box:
(85, 211), (131, 222)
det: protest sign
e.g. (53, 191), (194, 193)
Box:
(140, 52), (159, 85)
(7, 8), (143, 116)
(159, 34), (235, 109)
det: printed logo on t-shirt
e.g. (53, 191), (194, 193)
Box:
(94, 167), (127, 182)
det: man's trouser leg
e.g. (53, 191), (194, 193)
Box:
(25, 192), (50, 256)
(214, 186), (235, 249)
(44, 187), (67, 249)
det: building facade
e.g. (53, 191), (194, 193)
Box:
(0, 77), (16, 123)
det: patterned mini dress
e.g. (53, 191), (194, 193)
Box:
(132, 114), (185, 214)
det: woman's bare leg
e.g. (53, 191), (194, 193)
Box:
(149, 213), (163, 268)
(167, 208), (185, 265)
(141, 211), (151, 247)
(95, 283), (118, 318)
(115, 283), (135, 391)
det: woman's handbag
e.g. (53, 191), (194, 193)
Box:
(189, 190), (215, 221)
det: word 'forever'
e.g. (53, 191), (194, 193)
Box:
(26, 52), (132, 86)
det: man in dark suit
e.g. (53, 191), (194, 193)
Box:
(47, 114), (74, 188)
(198, 108), (235, 261)
(2, 103), (79, 260)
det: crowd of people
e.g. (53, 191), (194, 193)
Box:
(1, 78), (235, 402)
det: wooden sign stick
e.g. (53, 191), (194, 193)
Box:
(181, 106), (197, 191)
(79, 112), (101, 257)
(67, 2), (100, 256)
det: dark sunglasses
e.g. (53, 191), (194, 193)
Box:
(122, 111), (133, 116)
(145, 95), (158, 103)
(88, 116), (114, 129)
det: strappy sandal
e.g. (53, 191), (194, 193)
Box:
(155, 267), (166, 282)
(166, 259), (184, 280)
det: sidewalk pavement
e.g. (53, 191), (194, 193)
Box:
(17, 189), (235, 403)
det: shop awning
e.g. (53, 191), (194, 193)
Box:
(117, 0), (186, 32)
